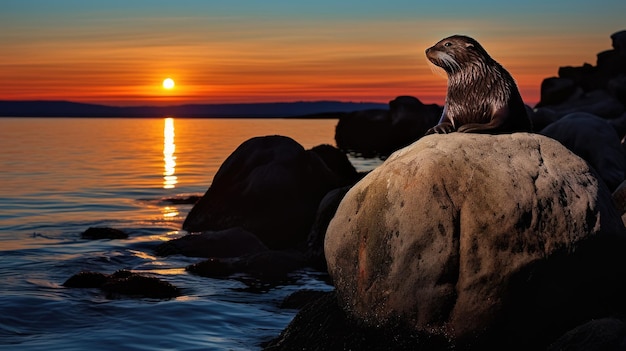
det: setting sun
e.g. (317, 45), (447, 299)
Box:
(162, 78), (175, 90)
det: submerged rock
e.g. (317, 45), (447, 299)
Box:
(325, 133), (626, 349)
(63, 270), (180, 299)
(81, 227), (128, 240)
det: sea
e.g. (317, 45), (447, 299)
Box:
(0, 117), (382, 351)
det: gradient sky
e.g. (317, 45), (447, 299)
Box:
(1, 0), (624, 106)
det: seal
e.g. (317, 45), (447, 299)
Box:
(425, 35), (532, 134)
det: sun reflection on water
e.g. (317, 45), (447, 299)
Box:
(163, 117), (178, 189)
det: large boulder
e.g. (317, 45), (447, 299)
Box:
(183, 135), (357, 249)
(540, 112), (626, 192)
(325, 133), (626, 349)
(334, 96), (442, 157)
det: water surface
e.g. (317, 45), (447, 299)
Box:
(0, 117), (366, 350)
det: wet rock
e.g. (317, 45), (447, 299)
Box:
(62, 271), (109, 288)
(187, 250), (306, 283)
(305, 186), (351, 271)
(548, 318), (626, 351)
(264, 291), (452, 351)
(325, 133), (626, 350)
(63, 270), (180, 299)
(154, 227), (269, 258)
(81, 227), (128, 240)
(334, 96), (442, 157)
(182, 135), (354, 249)
(279, 289), (330, 310)
(540, 112), (626, 192)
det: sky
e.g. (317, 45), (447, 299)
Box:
(1, 0), (624, 106)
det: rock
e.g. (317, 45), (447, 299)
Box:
(536, 77), (582, 108)
(81, 227), (128, 240)
(63, 271), (109, 288)
(548, 318), (626, 351)
(535, 90), (625, 120)
(335, 108), (392, 156)
(305, 186), (352, 270)
(325, 133), (626, 350)
(279, 289), (330, 309)
(63, 270), (180, 299)
(540, 112), (626, 192)
(612, 30), (626, 56)
(388, 95), (441, 149)
(187, 250), (306, 283)
(154, 227), (269, 258)
(334, 96), (442, 157)
(182, 135), (354, 249)
(160, 195), (201, 205)
(264, 291), (451, 351)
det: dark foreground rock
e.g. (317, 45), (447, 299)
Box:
(264, 291), (452, 351)
(63, 270), (180, 299)
(81, 227), (128, 240)
(548, 318), (626, 351)
(324, 133), (626, 350)
(182, 135), (358, 250)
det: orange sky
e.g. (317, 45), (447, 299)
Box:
(1, 2), (624, 107)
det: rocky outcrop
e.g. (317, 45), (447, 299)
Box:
(324, 133), (626, 349)
(540, 112), (626, 192)
(335, 96), (441, 157)
(535, 30), (626, 132)
(182, 135), (358, 250)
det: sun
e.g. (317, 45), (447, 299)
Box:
(162, 78), (175, 90)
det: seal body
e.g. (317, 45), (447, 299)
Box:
(425, 35), (532, 134)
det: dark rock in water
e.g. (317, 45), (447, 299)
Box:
(540, 112), (626, 192)
(325, 133), (626, 350)
(548, 318), (626, 351)
(335, 108), (391, 157)
(182, 135), (355, 249)
(264, 291), (452, 351)
(334, 96), (442, 157)
(186, 257), (235, 278)
(388, 95), (441, 148)
(63, 271), (109, 288)
(63, 270), (180, 299)
(187, 250), (306, 283)
(154, 227), (269, 258)
(160, 195), (201, 205)
(81, 227), (128, 240)
(101, 270), (180, 299)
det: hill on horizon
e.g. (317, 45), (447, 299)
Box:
(0, 100), (389, 118)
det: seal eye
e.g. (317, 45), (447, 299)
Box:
(444, 42), (453, 47)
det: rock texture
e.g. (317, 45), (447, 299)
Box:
(182, 135), (357, 249)
(325, 133), (626, 349)
(540, 112), (626, 192)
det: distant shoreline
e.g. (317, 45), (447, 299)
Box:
(0, 100), (388, 118)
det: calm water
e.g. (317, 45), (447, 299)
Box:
(0, 118), (381, 351)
